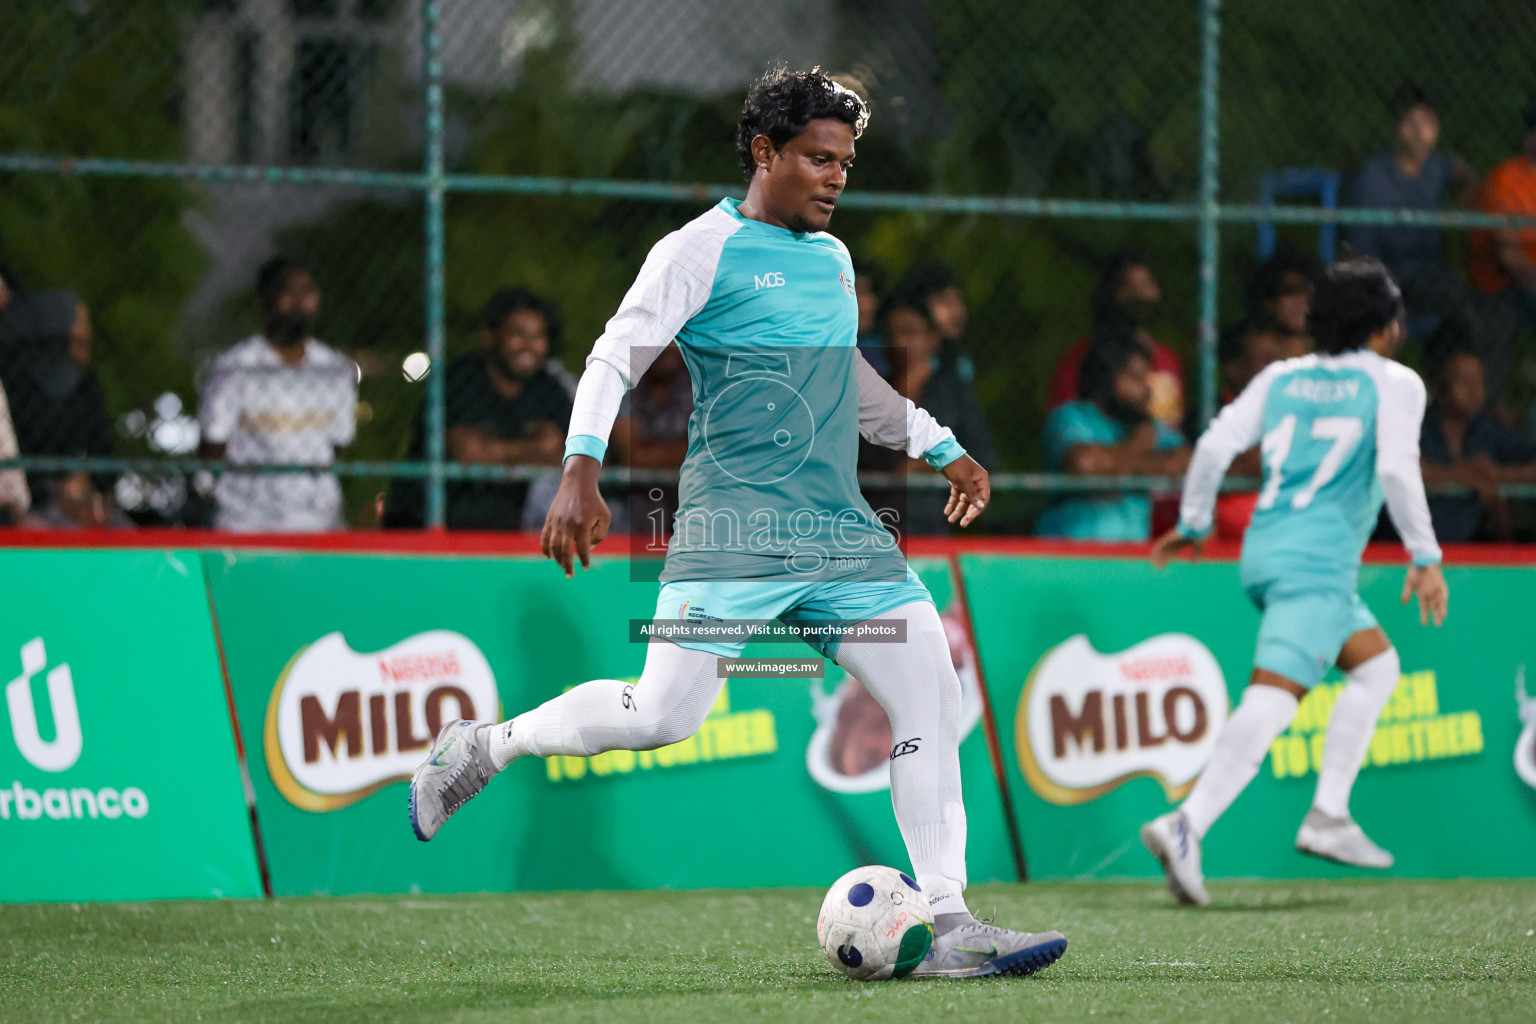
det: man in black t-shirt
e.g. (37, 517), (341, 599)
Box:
(386, 288), (572, 529)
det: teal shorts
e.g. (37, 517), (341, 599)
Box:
(655, 567), (933, 658)
(1245, 579), (1380, 688)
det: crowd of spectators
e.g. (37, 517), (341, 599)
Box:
(4, 87), (1536, 543)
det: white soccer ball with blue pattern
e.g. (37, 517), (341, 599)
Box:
(816, 865), (934, 981)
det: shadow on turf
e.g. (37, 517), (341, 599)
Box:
(1059, 886), (1352, 914)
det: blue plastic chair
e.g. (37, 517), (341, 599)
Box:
(1256, 168), (1341, 263)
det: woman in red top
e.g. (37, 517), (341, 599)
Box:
(1048, 254), (1185, 430)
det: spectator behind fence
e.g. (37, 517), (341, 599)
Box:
(900, 262), (976, 379)
(384, 287), (571, 530)
(0, 290), (118, 524)
(1342, 84), (1475, 338)
(1204, 319), (1299, 541)
(1419, 320), (1536, 542)
(1049, 253), (1185, 430)
(198, 258), (357, 532)
(1038, 332), (1189, 542)
(1243, 248), (1320, 360)
(0, 378), (28, 526)
(853, 259), (888, 377)
(881, 286), (996, 535)
(609, 340), (692, 538)
(1469, 103), (1536, 341)
(0, 276), (27, 524)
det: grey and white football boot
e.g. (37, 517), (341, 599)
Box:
(911, 918), (1068, 979)
(408, 719), (496, 841)
(1295, 808), (1394, 868)
(1140, 810), (1211, 906)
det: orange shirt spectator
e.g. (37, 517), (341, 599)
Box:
(1468, 154), (1536, 294)
(1469, 106), (1536, 299)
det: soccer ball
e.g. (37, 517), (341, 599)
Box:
(816, 865), (934, 981)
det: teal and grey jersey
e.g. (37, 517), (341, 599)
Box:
(563, 198), (965, 582)
(1178, 350), (1442, 591)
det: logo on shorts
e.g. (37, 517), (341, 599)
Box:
(1014, 634), (1229, 805)
(679, 601), (720, 623)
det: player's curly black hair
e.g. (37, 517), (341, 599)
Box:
(1308, 258), (1404, 355)
(736, 67), (868, 183)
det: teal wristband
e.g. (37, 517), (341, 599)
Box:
(923, 436), (966, 470)
(1176, 521), (1210, 542)
(563, 434), (607, 465)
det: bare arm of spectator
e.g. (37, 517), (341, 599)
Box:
(197, 358), (239, 461)
(331, 360), (358, 451)
(1421, 457), (1501, 506)
(1230, 447), (1262, 479)
(1447, 151), (1480, 206)
(1494, 230), (1536, 291)
(0, 380), (29, 522)
(610, 416), (689, 469)
(1484, 425), (1536, 483)
(448, 422), (564, 467)
(1065, 425), (1191, 477)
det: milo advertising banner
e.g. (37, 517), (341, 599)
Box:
(962, 554), (1536, 880)
(0, 550), (262, 901)
(207, 551), (1016, 896)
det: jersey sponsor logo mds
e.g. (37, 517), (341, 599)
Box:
(1014, 634), (1229, 805)
(263, 630), (498, 811)
(754, 272), (786, 290)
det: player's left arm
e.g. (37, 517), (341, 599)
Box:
(851, 354), (988, 525)
(1151, 363), (1273, 567)
(1376, 365), (1448, 626)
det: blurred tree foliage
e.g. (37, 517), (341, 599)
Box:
(0, 0), (204, 448)
(16, 0), (1513, 526)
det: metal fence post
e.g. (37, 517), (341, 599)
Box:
(1197, 0), (1222, 428)
(422, 0), (447, 528)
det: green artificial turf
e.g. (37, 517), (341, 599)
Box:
(3, 880), (1534, 1024)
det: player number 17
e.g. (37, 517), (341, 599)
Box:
(1255, 414), (1363, 510)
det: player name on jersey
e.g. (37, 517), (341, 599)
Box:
(1014, 634), (1230, 805)
(264, 631), (498, 811)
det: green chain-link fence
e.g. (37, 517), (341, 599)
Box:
(3, 0), (1536, 536)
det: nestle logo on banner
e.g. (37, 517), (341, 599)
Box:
(264, 631), (499, 812)
(1014, 634), (1229, 806)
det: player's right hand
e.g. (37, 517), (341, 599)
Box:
(541, 455), (611, 578)
(941, 455), (990, 527)
(1402, 563), (1449, 627)
(1149, 526), (1203, 569)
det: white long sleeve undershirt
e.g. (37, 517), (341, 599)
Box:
(562, 209), (963, 468)
(1178, 350), (1441, 567)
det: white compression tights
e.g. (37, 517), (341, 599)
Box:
(489, 599), (969, 910)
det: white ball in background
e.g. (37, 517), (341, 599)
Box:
(402, 352), (431, 382)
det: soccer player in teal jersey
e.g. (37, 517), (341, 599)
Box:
(1140, 259), (1450, 906)
(408, 69), (1067, 978)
